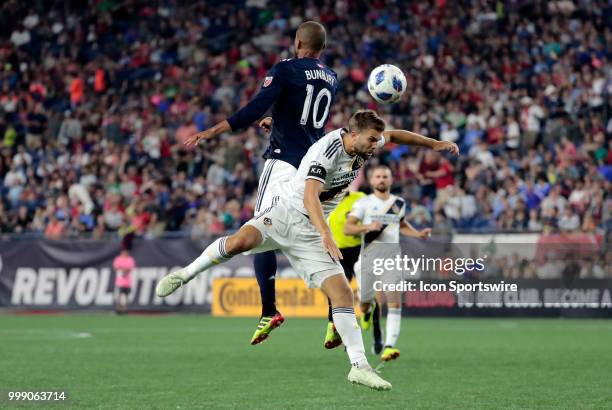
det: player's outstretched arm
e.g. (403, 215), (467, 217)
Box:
(400, 220), (431, 239)
(303, 179), (343, 261)
(185, 65), (286, 148)
(383, 129), (459, 155)
(185, 120), (232, 147)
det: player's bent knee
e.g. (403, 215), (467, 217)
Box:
(226, 226), (263, 254)
(225, 235), (246, 254)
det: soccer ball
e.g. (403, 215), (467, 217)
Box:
(367, 64), (407, 104)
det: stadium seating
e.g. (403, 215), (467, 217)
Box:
(0, 0), (609, 245)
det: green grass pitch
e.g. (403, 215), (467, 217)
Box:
(0, 315), (610, 409)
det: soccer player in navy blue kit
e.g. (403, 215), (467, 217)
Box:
(185, 21), (338, 344)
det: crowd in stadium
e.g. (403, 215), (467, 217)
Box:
(0, 0), (610, 257)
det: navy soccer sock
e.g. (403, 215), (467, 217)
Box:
(373, 302), (383, 347)
(254, 251), (278, 317)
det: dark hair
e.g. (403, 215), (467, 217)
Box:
(348, 110), (386, 133)
(370, 164), (392, 175)
(297, 21), (327, 52)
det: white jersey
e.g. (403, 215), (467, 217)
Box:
(349, 193), (406, 246)
(286, 128), (385, 216)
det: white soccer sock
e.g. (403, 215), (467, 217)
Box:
(332, 307), (369, 368)
(183, 236), (232, 280)
(385, 307), (402, 347)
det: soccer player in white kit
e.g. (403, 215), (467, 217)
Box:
(156, 110), (459, 390)
(345, 165), (431, 362)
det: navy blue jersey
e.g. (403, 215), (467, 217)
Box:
(227, 58), (338, 168)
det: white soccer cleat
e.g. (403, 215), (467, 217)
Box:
(347, 366), (392, 390)
(155, 269), (190, 297)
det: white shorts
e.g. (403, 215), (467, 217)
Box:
(245, 200), (343, 288)
(254, 159), (296, 217)
(356, 243), (403, 303)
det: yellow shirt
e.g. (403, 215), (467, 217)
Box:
(328, 191), (366, 249)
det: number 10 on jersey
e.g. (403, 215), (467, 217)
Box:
(300, 85), (332, 129)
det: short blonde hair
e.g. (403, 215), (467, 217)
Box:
(348, 110), (386, 133)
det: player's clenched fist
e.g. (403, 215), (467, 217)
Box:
(366, 221), (383, 232)
(416, 227), (432, 239)
(433, 141), (459, 155)
(259, 117), (273, 132)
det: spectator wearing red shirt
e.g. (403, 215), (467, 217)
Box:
(419, 151), (439, 201)
(433, 156), (455, 190)
(69, 75), (84, 107)
(556, 136), (577, 171)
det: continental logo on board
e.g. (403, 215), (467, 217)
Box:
(212, 278), (330, 317)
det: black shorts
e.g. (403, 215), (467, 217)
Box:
(118, 287), (131, 295)
(340, 245), (361, 282)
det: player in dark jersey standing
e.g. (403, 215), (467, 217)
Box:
(185, 21), (338, 344)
